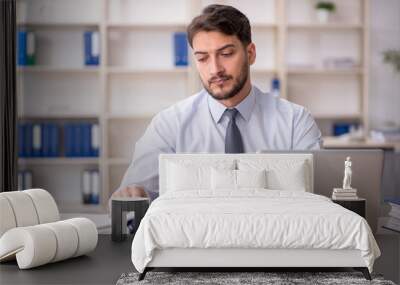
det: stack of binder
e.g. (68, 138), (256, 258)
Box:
(382, 198), (400, 233)
(18, 123), (59, 157)
(64, 123), (99, 157)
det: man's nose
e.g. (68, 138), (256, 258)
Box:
(209, 56), (224, 76)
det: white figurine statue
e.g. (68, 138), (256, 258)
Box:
(342, 156), (352, 189)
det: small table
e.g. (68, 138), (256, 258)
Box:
(332, 198), (366, 218)
(112, 197), (149, 242)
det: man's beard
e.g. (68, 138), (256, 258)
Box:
(203, 61), (249, 101)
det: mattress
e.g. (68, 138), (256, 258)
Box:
(131, 190), (380, 273)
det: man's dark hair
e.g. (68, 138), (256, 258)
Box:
(187, 4), (252, 48)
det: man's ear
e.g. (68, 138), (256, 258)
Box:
(247, 42), (256, 65)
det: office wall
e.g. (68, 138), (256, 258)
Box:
(369, 0), (400, 129)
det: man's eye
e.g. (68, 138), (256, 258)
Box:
(197, 57), (207, 62)
(221, 52), (233, 57)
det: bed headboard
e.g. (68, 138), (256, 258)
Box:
(159, 153), (314, 196)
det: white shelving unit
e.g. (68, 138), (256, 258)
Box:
(17, 0), (369, 213)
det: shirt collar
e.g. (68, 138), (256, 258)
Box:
(207, 86), (256, 124)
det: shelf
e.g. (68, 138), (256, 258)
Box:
(107, 158), (131, 165)
(18, 114), (101, 120)
(322, 136), (399, 150)
(287, 68), (364, 76)
(59, 203), (107, 214)
(107, 67), (189, 75)
(107, 22), (187, 29)
(17, 66), (100, 74)
(106, 113), (154, 120)
(18, 158), (100, 165)
(287, 23), (363, 30)
(17, 22), (100, 29)
(314, 114), (362, 120)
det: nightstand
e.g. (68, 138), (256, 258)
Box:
(111, 197), (149, 242)
(332, 198), (366, 218)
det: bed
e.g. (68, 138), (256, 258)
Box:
(131, 153), (380, 281)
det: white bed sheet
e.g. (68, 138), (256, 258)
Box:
(131, 190), (380, 273)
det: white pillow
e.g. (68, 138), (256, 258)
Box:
(238, 159), (309, 191)
(236, 169), (267, 189)
(211, 169), (267, 190)
(211, 168), (236, 190)
(167, 162), (210, 191)
(166, 159), (235, 192)
(266, 162), (307, 191)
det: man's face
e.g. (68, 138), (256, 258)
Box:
(192, 31), (255, 101)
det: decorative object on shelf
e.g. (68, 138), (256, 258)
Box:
(315, 1), (336, 23)
(0, 189), (98, 269)
(332, 157), (358, 200)
(383, 49), (400, 73)
(343, 156), (352, 190)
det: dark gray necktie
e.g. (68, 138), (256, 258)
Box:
(224, 108), (244, 153)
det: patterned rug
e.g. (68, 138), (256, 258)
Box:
(116, 271), (396, 285)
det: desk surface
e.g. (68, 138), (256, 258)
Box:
(0, 235), (133, 285)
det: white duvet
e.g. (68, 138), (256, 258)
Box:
(131, 190), (380, 273)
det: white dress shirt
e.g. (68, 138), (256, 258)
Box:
(118, 85), (322, 199)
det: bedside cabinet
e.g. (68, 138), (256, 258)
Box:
(332, 198), (366, 218)
(111, 197), (149, 242)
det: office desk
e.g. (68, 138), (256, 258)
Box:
(0, 235), (133, 285)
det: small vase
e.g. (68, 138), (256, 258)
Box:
(316, 9), (330, 23)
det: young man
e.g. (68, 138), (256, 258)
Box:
(111, 4), (322, 201)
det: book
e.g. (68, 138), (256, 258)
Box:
(32, 124), (42, 157)
(64, 124), (73, 157)
(384, 197), (400, 205)
(174, 32), (188, 66)
(388, 205), (400, 219)
(333, 188), (357, 193)
(332, 194), (359, 200)
(24, 123), (33, 157)
(26, 31), (36, 65)
(84, 31), (100, 66)
(90, 170), (100, 204)
(18, 123), (24, 157)
(82, 123), (91, 157)
(24, 170), (33, 189)
(332, 192), (358, 197)
(18, 171), (23, 190)
(49, 123), (59, 157)
(82, 170), (92, 204)
(17, 30), (27, 66)
(90, 123), (99, 157)
(41, 123), (50, 157)
(382, 216), (400, 233)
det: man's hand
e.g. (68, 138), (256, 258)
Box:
(108, 186), (148, 213)
(111, 186), (148, 198)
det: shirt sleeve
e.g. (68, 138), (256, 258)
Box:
(292, 107), (322, 150)
(116, 111), (177, 201)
